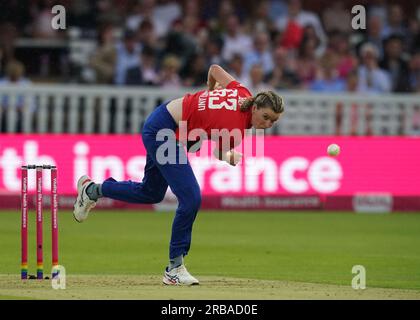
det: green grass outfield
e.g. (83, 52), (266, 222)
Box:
(0, 210), (420, 299)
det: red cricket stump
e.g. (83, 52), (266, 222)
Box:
(51, 166), (59, 278)
(21, 167), (28, 280)
(36, 166), (43, 280)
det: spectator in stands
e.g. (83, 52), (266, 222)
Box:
(268, 0), (288, 22)
(183, 1), (202, 21)
(0, 60), (32, 87)
(182, 54), (208, 87)
(136, 19), (158, 50)
(126, 0), (181, 39)
(114, 29), (142, 85)
(267, 46), (300, 89)
(332, 32), (358, 79)
(0, 60), (33, 132)
(247, 64), (273, 92)
(218, 0), (237, 25)
(0, 1), (25, 61)
(382, 5), (407, 41)
(182, 1), (207, 38)
(95, 0), (122, 27)
(125, 59), (143, 86)
(31, 0), (60, 38)
(0, 34), (13, 71)
(357, 43), (391, 94)
(367, 0), (387, 25)
(139, 46), (159, 86)
(164, 19), (198, 70)
(380, 35), (411, 92)
(182, 15), (201, 46)
(246, 1), (275, 34)
(409, 52), (420, 92)
(124, 47), (159, 87)
(221, 14), (253, 62)
(203, 0), (234, 34)
(227, 53), (250, 86)
(278, 16), (303, 51)
(154, 0), (182, 38)
(275, 0), (327, 55)
(126, 0), (148, 31)
(243, 32), (274, 77)
(90, 24), (117, 84)
(346, 69), (359, 92)
(126, 0), (182, 38)
(322, 1), (352, 34)
(357, 15), (385, 59)
(157, 54), (182, 88)
(295, 37), (319, 87)
(302, 24), (325, 58)
(203, 36), (224, 66)
(407, 17), (420, 54)
(310, 53), (346, 92)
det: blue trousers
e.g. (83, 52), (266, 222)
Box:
(101, 102), (201, 259)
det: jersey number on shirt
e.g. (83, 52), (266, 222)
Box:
(208, 89), (238, 111)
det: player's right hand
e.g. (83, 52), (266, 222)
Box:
(227, 150), (242, 166)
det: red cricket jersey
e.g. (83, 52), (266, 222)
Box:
(178, 81), (253, 148)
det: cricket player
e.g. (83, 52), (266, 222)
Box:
(73, 64), (284, 285)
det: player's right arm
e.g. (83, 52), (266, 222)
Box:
(207, 64), (236, 90)
(206, 64), (244, 165)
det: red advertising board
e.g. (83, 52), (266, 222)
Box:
(1, 135), (419, 211)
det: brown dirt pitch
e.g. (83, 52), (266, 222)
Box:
(1, 275), (419, 300)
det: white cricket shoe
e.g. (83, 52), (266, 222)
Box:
(73, 175), (97, 223)
(162, 265), (199, 286)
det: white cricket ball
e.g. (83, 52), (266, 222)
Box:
(327, 144), (340, 156)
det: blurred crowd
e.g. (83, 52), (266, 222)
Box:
(1, 0), (420, 93)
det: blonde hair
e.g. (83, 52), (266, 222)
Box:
(6, 60), (25, 80)
(241, 91), (284, 114)
(162, 55), (181, 71)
